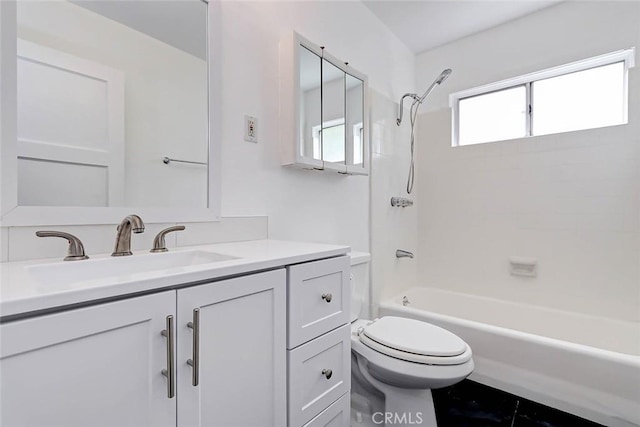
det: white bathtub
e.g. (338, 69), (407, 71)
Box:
(379, 287), (640, 427)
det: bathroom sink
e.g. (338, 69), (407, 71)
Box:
(26, 250), (238, 287)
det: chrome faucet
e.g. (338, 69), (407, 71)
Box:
(112, 215), (145, 256)
(396, 249), (414, 259)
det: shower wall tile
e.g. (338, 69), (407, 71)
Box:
(369, 89), (418, 315)
(416, 102), (640, 322)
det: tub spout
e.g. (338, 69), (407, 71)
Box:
(396, 249), (414, 259)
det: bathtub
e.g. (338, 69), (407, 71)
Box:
(379, 287), (640, 427)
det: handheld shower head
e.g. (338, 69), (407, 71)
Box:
(396, 68), (452, 125)
(395, 67), (452, 195)
(417, 68), (452, 103)
(435, 68), (452, 84)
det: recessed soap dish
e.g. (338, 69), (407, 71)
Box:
(509, 257), (537, 277)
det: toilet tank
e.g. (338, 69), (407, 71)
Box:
(350, 252), (371, 322)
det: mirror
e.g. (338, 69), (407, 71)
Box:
(346, 74), (364, 169)
(298, 45), (322, 163)
(320, 57), (346, 168)
(13, 0), (208, 209)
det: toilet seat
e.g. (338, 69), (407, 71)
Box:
(358, 317), (472, 366)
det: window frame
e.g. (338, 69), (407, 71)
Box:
(449, 48), (636, 147)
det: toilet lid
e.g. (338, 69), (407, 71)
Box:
(362, 316), (467, 357)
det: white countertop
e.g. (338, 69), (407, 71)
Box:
(0, 239), (349, 318)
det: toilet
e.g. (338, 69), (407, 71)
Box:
(349, 253), (474, 427)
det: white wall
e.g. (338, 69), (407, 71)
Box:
(414, 1), (640, 322)
(215, 1), (414, 252)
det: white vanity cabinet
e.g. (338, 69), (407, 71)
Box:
(0, 291), (177, 427)
(286, 256), (351, 427)
(0, 269), (286, 427)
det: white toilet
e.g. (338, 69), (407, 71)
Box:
(349, 253), (474, 427)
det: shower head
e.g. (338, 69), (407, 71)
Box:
(417, 68), (452, 103)
(435, 68), (452, 84)
(396, 68), (452, 126)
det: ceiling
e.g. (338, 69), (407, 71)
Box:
(362, 0), (562, 54)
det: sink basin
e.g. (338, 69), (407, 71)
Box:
(26, 250), (238, 287)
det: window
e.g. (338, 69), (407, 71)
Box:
(451, 48), (635, 146)
(459, 86), (527, 145)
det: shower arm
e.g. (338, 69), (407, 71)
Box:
(396, 93), (419, 126)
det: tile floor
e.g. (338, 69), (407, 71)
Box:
(432, 380), (604, 427)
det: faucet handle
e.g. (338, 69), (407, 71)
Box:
(36, 231), (89, 261)
(150, 226), (186, 253)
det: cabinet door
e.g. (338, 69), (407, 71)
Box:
(0, 291), (176, 427)
(177, 269), (287, 427)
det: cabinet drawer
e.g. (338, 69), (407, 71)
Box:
(302, 393), (350, 427)
(287, 256), (350, 348)
(288, 324), (351, 427)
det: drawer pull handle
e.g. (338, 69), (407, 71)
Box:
(322, 369), (333, 380)
(322, 293), (333, 303)
(186, 308), (200, 387)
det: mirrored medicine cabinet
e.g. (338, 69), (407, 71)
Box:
(279, 32), (369, 175)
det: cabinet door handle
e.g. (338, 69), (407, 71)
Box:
(161, 315), (175, 399)
(322, 293), (333, 303)
(322, 369), (333, 380)
(186, 308), (200, 386)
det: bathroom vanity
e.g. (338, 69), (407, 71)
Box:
(0, 240), (351, 427)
